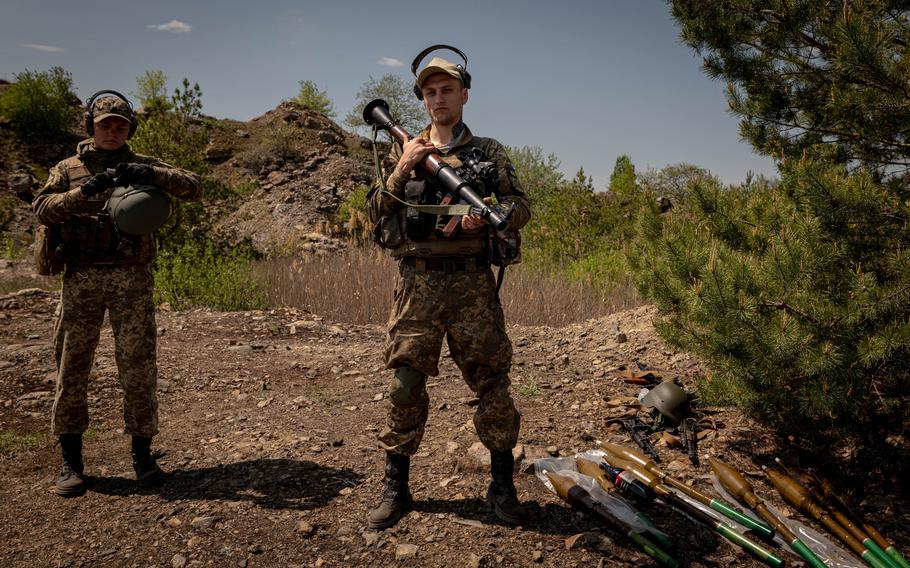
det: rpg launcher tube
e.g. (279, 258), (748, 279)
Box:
(362, 98), (510, 231)
(602, 442), (775, 539)
(588, 457), (785, 568)
(545, 471), (679, 568)
(810, 472), (910, 568)
(766, 469), (893, 568)
(710, 458), (828, 568)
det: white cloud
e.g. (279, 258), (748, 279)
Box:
(377, 57), (404, 68)
(21, 43), (64, 53)
(146, 20), (192, 33)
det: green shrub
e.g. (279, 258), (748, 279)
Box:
(0, 67), (76, 139)
(294, 80), (335, 117)
(334, 184), (371, 224)
(0, 196), (15, 232)
(130, 78), (208, 174)
(628, 162), (910, 460)
(154, 238), (266, 311)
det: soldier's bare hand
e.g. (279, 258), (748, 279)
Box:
(461, 197), (493, 231)
(398, 137), (436, 173)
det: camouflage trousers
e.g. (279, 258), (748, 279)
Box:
(52, 264), (159, 437)
(378, 259), (520, 456)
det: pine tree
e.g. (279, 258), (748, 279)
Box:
(671, 0), (910, 173)
(631, 1), (910, 461)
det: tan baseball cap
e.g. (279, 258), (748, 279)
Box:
(416, 57), (465, 88)
(92, 96), (132, 123)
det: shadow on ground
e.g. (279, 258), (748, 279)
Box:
(90, 458), (362, 510)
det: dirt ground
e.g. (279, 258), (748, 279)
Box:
(1, 288), (907, 568)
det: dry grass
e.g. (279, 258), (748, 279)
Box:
(253, 247), (641, 327)
(0, 260), (60, 295)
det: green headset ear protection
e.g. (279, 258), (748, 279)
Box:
(83, 89), (137, 139)
(411, 44), (472, 100)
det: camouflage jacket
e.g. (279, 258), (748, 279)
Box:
(32, 140), (202, 266)
(365, 123), (531, 257)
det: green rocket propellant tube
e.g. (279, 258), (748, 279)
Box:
(806, 468), (910, 568)
(546, 471), (679, 568)
(766, 469), (893, 568)
(602, 442), (775, 539)
(709, 458), (828, 568)
(585, 457), (785, 568)
(772, 460), (901, 568)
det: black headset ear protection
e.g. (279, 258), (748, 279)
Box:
(84, 89), (137, 139)
(411, 44), (471, 100)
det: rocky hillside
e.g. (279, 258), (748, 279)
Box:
(204, 102), (377, 254)
(0, 96), (380, 256)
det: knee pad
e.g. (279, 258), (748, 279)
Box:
(390, 366), (426, 407)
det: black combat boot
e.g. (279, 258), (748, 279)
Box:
(56, 433), (86, 497)
(131, 436), (164, 487)
(487, 450), (525, 524)
(368, 453), (412, 529)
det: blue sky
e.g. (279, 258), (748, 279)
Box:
(0, 0), (777, 186)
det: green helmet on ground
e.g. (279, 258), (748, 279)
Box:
(641, 380), (690, 424)
(105, 185), (172, 236)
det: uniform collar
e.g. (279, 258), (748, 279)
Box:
(76, 139), (134, 170)
(421, 122), (473, 155)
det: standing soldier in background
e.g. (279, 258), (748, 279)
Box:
(32, 91), (201, 497)
(364, 46), (531, 529)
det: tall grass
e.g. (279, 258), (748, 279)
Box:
(254, 247), (639, 326)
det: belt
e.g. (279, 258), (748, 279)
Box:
(401, 256), (488, 274)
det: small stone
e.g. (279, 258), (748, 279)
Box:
(445, 441), (459, 454)
(296, 521), (315, 536)
(531, 550), (543, 563)
(466, 553), (483, 568)
(363, 531), (380, 546)
(165, 517), (182, 527)
(191, 516), (216, 530)
(171, 554), (187, 568)
(615, 332), (628, 343)
(465, 441), (491, 468)
(396, 544), (419, 560)
(546, 446), (559, 457)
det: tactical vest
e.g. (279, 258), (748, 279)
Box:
(387, 142), (492, 259)
(57, 157), (156, 266)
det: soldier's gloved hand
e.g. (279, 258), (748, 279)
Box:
(115, 163), (155, 186)
(80, 171), (116, 197)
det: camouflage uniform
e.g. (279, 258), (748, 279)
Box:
(365, 124), (531, 456)
(34, 130), (201, 437)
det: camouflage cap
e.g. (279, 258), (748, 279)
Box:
(416, 57), (465, 89)
(92, 96), (132, 124)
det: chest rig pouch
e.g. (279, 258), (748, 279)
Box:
(59, 192), (145, 266)
(404, 179), (444, 239)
